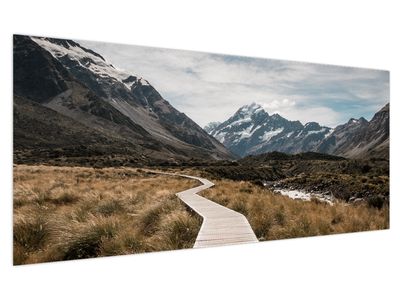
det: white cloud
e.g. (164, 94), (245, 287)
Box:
(279, 106), (342, 128)
(79, 39), (389, 128)
(260, 98), (296, 112)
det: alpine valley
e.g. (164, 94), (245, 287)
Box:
(13, 35), (389, 265)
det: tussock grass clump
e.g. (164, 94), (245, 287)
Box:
(159, 211), (201, 250)
(14, 212), (49, 252)
(32, 189), (52, 205)
(139, 200), (173, 236)
(95, 200), (125, 216)
(53, 216), (121, 260)
(121, 235), (144, 252)
(230, 200), (248, 216)
(201, 180), (389, 241)
(13, 165), (201, 265)
(51, 192), (80, 205)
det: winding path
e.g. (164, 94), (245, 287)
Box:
(151, 171), (258, 248)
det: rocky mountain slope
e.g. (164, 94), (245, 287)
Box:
(14, 35), (233, 165)
(206, 102), (389, 159)
(317, 103), (389, 159)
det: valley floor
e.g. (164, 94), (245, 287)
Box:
(200, 179), (389, 241)
(13, 165), (201, 265)
(13, 164), (389, 265)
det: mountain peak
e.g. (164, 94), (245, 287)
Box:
(247, 102), (262, 109)
(236, 102), (267, 117)
(359, 117), (368, 123)
(138, 77), (150, 86)
(348, 118), (357, 123)
(122, 75), (137, 84)
(30, 36), (134, 89)
(304, 121), (321, 130)
(347, 117), (368, 126)
(379, 103), (389, 112)
(208, 102), (332, 157)
(270, 113), (284, 120)
(42, 37), (106, 62)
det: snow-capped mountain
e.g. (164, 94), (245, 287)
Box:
(13, 35), (233, 164)
(205, 103), (332, 157)
(203, 121), (221, 134)
(206, 102), (389, 159)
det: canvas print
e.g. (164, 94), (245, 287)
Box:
(13, 34), (389, 265)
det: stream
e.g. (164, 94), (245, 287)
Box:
(272, 188), (335, 206)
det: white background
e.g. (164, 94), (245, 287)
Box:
(1, 0), (399, 299)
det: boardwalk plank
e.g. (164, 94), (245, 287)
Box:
(172, 173), (258, 248)
(150, 171), (258, 248)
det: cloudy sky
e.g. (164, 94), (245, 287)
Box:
(80, 40), (389, 128)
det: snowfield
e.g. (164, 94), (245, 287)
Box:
(259, 127), (284, 142)
(31, 37), (149, 90)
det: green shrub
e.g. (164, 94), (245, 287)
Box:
(367, 195), (386, 209)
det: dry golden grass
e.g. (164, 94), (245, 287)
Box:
(201, 179), (389, 241)
(13, 165), (201, 265)
(14, 165), (389, 264)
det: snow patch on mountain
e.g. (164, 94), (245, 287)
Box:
(31, 37), (152, 91)
(259, 127), (284, 142)
(324, 128), (334, 138)
(32, 38), (128, 80)
(305, 128), (327, 136)
(139, 78), (150, 86)
(215, 131), (227, 143)
(230, 125), (253, 145)
(230, 117), (252, 127)
(252, 125), (262, 133)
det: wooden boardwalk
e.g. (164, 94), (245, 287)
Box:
(152, 171), (258, 248)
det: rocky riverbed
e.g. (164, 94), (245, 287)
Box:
(272, 188), (335, 205)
